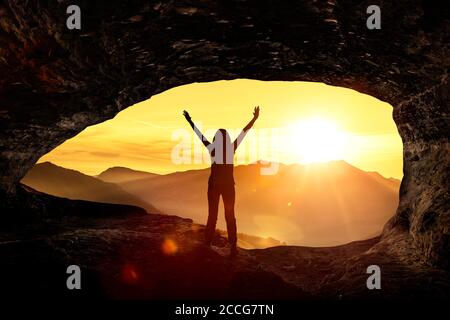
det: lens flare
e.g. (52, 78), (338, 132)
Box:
(121, 263), (139, 284)
(161, 238), (178, 255)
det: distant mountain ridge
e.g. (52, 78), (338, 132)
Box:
(21, 162), (160, 214)
(104, 160), (400, 247)
(23, 161), (401, 247)
(97, 166), (160, 184)
(22, 162), (286, 249)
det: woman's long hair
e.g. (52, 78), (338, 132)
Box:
(211, 129), (234, 164)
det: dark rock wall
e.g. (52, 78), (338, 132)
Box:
(385, 76), (450, 267)
(0, 1), (449, 266)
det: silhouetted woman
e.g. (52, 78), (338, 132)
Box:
(183, 107), (260, 256)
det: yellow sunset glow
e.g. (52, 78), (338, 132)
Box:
(287, 118), (348, 164)
(37, 79), (403, 179)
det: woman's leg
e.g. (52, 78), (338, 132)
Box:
(205, 184), (220, 245)
(223, 185), (237, 249)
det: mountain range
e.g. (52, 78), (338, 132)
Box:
(21, 162), (284, 248)
(98, 161), (400, 246)
(22, 161), (400, 247)
(21, 162), (160, 214)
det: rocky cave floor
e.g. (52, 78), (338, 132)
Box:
(1, 197), (450, 300)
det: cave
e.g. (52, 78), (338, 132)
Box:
(0, 0), (449, 299)
(25, 79), (404, 249)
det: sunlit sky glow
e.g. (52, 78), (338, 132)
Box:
(38, 79), (403, 179)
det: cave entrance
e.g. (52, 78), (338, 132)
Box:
(22, 79), (403, 249)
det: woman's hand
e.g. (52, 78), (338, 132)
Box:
(243, 106), (260, 132)
(183, 110), (192, 122)
(253, 106), (260, 120)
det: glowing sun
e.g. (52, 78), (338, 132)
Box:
(288, 118), (348, 164)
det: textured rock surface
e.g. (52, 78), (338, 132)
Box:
(386, 78), (450, 267)
(1, 212), (449, 299)
(0, 0), (449, 269)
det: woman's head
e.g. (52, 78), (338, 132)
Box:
(213, 129), (231, 145)
(211, 129), (234, 164)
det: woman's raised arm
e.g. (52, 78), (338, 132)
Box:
(233, 106), (260, 151)
(183, 110), (211, 147)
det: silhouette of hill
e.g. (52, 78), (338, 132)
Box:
(21, 162), (159, 213)
(116, 161), (400, 246)
(22, 163), (283, 249)
(97, 166), (160, 184)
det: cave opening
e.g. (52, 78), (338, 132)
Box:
(0, 0), (448, 300)
(21, 79), (403, 249)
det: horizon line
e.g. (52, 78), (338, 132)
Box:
(35, 159), (402, 181)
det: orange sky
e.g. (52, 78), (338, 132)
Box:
(38, 79), (403, 179)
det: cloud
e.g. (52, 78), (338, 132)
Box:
(88, 151), (120, 158)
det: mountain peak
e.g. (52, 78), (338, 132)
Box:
(36, 161), (57, 168)
(98, 166), (158, 175)
(22, 162), (160, 214)
(97, 166), (158, 184)
(238, 159), (358, 173)
(35, 161), (85, 175)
